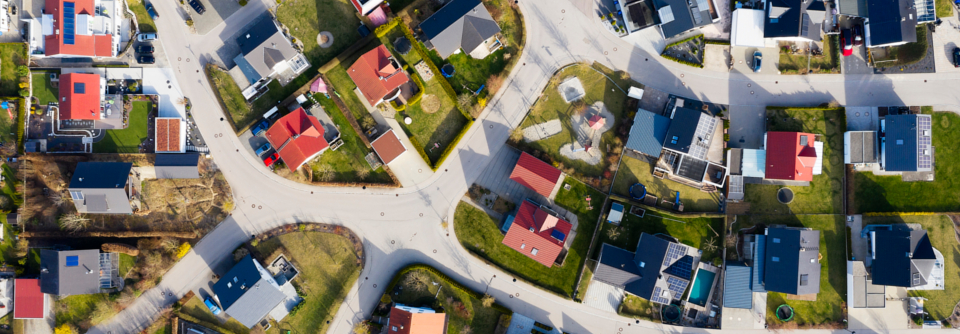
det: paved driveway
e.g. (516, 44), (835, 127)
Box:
(727, 105), (765, 149)
(934, 17), (960, 72)
(189, 0), (242, 35)
(730, 46), (778, 74)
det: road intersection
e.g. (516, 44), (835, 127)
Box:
(87, 0), (960, 333)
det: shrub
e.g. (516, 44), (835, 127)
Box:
(18, 89), (29, 97)
(17, 66), (29, 77)
(54, 324), (76, 334)
(176, 242), (191, 258)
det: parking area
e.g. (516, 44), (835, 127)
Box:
(845, 107), (879, 131)
(0, 0), (26, 43)
(186, 0), (242, 35)
(730, 46), (779, 74)
(934, 16), (960, 72)
(839, 16), (871, 74)
(124, 38), (171, 68)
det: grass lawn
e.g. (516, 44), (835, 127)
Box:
(778, 53), (807, 74)
(612, 156), (722, 212)
(455, 178), (603, 298)
(863, 215), (959, 319)
(810, 35), (840, 74)
(32, 73), (59, 106)
(56, 294), (115, 328)
(119, 253), (136, 278)
(180, 296), (250, 334)
(620, 295), (657, 321)
(325, 64), (371, 122)
(938, 0), (954, 19)
(855, 112), (960, 212)
(518, 63), (639, 178)
(736, 215), (846, 327)
(0, 100), (14, 151)
(0, 43), (27, 96)
(93, 101), (150, 153)
(593, 209), (724, 262)
(308, 94), (393, 184)
(391, 267), (509, 334)
(254, 231), (362, 334)
(206, 66), (253, 132)
(744, 108), (844, 214)
(127, 0), (157, 33)
(875, 25), (928, 66)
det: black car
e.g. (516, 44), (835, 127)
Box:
(954, 47), (960, 68)
(188, 0), (205, 14)
(138, 55), (155, 64)
(136, 44), (155, 54)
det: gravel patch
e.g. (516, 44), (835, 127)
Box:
(522, 119), (562, 142)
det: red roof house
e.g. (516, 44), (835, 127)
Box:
(264, 107), (329, 172)
(347, 45), (410, 107)
(765, 131), (818, 182)
(349, 0), (385, 15)
(14, 279), (44, 319)
(59, 73), (101, 120)
(44, 0), (115, 57)
(387, 304), (447, 334)
(502, 200), (572, 267)
(155, 118), (182, 153)
(371, 129), (406, 164)
(509, 152), (562, 197)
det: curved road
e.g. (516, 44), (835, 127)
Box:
(88, 0), (960, 333)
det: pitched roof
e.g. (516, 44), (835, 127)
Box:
(14, 279), (44, 319)
(419, 0), (502, 58)
(763, 227), (821, 295)
(155, 118), (182, 152)
(39, 249), (101, 296)
(653, 0), (715, 38)
(837, 0), (867, 16)
(212, 255), (286, 327)
(501, 200), (572, 267)
(59, 73), (101, 120)
(237, 16), (299, 79)
(155, 153), (201, 179)
(594, 233), (695, 304)
(371, 129), (407, 164)
(883, 115), (919, 171)
(509, 152), (562, 197)
(872, 229), (937, 287)
(69, 162), (131, 189)
(626, 109), (671, 158)
(264, 108), (329, 172)
(765, 132), (817, 181)
(865, 0), (917, 46)
(347, 45), (410, 106)
(663, 107), (716, 158)
(595, 244), (643, 287)
(723, 262), (753, 309)
(43, 0), (115, 57)
(388, 305), (447, 334)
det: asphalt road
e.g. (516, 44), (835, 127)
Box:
(87, 0), (960, 332)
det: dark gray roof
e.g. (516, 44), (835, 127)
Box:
(628, 233), (671, 299)
(213, 255), (286, 327)
(625, 109), (671, 158)
(764, 0), (825, 39)
(723, 262), (753, 309)
(419, 0), (502, 58)
(763, 227), (821, 295)
(838, 0), (867, 16)
(653, 0), (715, 38)
(866, 0), (917, 46)
(663, 107), (703, 154)
(236, 15), (299, 78)
(595, 244), (643, 287)
(846, 131), (878, 164)
(155, 153), (201, 179)
(69, 162), (132, 189)
(884, 115), (919, 171)
(40, 249), (101, 296)
(872, 229), (936, 287)
(729, 148), (743, 175)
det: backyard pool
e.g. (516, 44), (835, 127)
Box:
(687, 269), (716, 306)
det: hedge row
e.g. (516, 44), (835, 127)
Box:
(664, 34), (704, 50)
(765, 106), (844, 111)
(660, 53), (704, 68)
(863, 212), (941, 216)
(385, 264), (512, 315)
(429, 119), (473, 170)
(390, 66), (425, 111)
(396, 18), (472, 120)
(407, 134), (432, 168)
(16, 97), (25, 154)
(608, 194), (725, 217)
(704, 39), (731, 45)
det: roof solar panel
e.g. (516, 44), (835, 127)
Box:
(66, 255), (79, 267)
(550, 230), (566, 242)
(63, 2), (76, 45)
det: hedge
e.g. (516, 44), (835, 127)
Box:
(608, 194), (725, 217)
(92, 64), (131, 68)
(429, 118), (473, 170)
(385, 264), (513, 315)
(765, 106), (844, 111)
(175, 313), (236, 334)
(16, 97), (25, 154)
(660, 53), (704, 68)
(863, 212), (940, 216)
(407, 134), (432, 168)
(704, 39), (731, 45)
(664, 34), (704, 50)
(389, 67), (426, 112)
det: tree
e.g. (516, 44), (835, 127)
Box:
(352, 321), (371, 334)
(58, 214), (90, 232)
(402, 270), (430, 292)
(481, 294), (495, 307)
(360, 115), (376, 130)
(457, 93), (473, 108)
(233, 247), (250, 262)
(19, 89), (29, 97)
(49, 191), (66, 207)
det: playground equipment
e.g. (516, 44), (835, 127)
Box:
(629, 183), (647, 200)
(776, 304), (795, 322)
(441, 64), (455, 78)
(661, 191), (683, 211)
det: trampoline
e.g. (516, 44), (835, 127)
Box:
(629, 183), (647, 200)
(777, 188), (794, 204)
(394, 36), (412, 55)
(662, 304), (681, 322)
(441, 64), (455, 78)
(776, 304), (794, 322)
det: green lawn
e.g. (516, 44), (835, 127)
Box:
(56, 293), (115, 329)
(0, 99), (15, 150)
(93, 101), (150, 153)
(127, 0), (157, 33)
(612, 156), (722, 213)
(736, 215), (846, 327)
(744, 108), (844, 214)
(309, 94), (393, 184)
(517, 63), (639, 178)
(855, 112), (960, 212)
(32, 73), (59, 106)
(206, 66), (253, 132)
(455, 178), (602, 298)
(390, 267), (508, 334)
(778, 53), (807, 74)
(1, 162), (22, 211)
(938, 0), (954, 19)
(0, 43), (27, 96)
(254, 231), (361, 334)
(181, 296), (251, 334)
(874, 25), (928, 66)
(863, 215), (959, 320)
(779, 36), (840, 74)
(593, 208), (723, 262)
(325, 64), (371, 122)
(620, 295), (657, 321)
(119, 253), (136, 278)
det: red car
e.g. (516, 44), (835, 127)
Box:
(841, 29), (854, 56)
(263, 153), (280, 167)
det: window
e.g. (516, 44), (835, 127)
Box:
(70, 191), (83, 200)
(670, 136), (679, 144)
(773, 238), (781, 243)
(520, 243), (526, 249)
(65, 255), (79, 267)
(913, 273), (921, 284)
(531, 248), (539, 255)
(896, 139), (904, 145)
(800, 274), (809, 286)
(770, 18), (778, 23)
(391, 326), (398, 332)
(227, 282), (232, 288)
(772, 256), (780, 262)
(639, 261), (645, 268)
(74, 82), (85, 94)
(800, 135), (808, 146)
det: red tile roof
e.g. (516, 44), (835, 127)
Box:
(509, 152), (562, 197)
(265, 107), (329, 172)
(371, 129), (406, 164)
(765, 131), (817, 182)
(14, 279), (44, 319)
(388, 306), (447, 334)
(155, 118), (181, 152)
(59, 73), (101, 120)
(347, 45), (410, 106)
(501, 200), (572, 267)
(44, 0), (115, 57)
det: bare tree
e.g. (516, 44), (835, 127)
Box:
(403, 270), (430, 292)
(49, 191), (66, 207)
(481, 294), (495, 307)
(58, 214), (90, 233)
(457, 93), (474, 109)
(315, 164), (335, 182)
(352, 321), (370, 334)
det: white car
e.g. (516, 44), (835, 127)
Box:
(137, 33), (158, 42)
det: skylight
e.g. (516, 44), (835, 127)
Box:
(63, 2), (76, 45)
(74, 82), (85, 94)
(66, 255), (79, 267)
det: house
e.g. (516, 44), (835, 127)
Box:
(625, 108), (671, 158)
(844, 131), (878, 165)
(881, 114), (932, 172)
(68, 162), (133, 214)
(869, 228), (942, 288)
(592, 233), (700, 304)
(650, 0), (721, 38)
(348, 45), (411, 107)
(212, 255), (290, 328)
(764, 132), (821, 182)
(655, 105), (727, 188)
(508, 152), (562, 198)
(40, 249), (118, 296)
(349, 0), (384, 15)
(155, 118), (186, 153)
(763, 0), (827, 41)
(863, 0), (917, 47)
(234, 15), (310, 88)
(34, 0), (120, 57)
(763, 227), (821, 296)
(371, 129), (407, 165)
(154, 153), (201, 179)
(264, 107), (330, 172)
(14, 279), (44, 319)
(730, 9), (766, 47)
(620, 0), (661, 35)
(722, 262), (753, 309)
(386, 304), (448, 334)
(59, 73), (104, 121)
(501, 200), (572, 267)
(419, 0), (502, 59)
(607, 203), (624, 224)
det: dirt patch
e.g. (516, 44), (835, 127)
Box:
(421, 94), (440, 113)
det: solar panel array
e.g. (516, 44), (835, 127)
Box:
(688, 115), (717, 159)
(917, 116), (932, 169)
(667, 276), (690, 300)
(663, 243), (687, 267)
(550, 230), (566, 242)
(663, 255), (694, 280)
(63, 2), (76, 45)
(651, 287), (670, 304)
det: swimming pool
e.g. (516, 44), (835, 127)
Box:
(687, 269), (716, 306)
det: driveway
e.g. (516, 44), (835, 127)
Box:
(703, 44), (731, 72)
(727, 105), (765, 149)
(730, 46), (779, 74)
(186, 0), (242, 35)
(845, 107), (879, 131)
(934, 16), (960, 72)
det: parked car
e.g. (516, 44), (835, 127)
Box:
(145, 2), (159, 19)
(954, 47), (960, 68)
(251, 120), (270, 136)
(203, 297), (221, 315)
(255, 142), (271, 156)
(752, 51), (762, 73)
(137, 55), (155, 64)
(264, 153), (280, 167)
(853, 24), (864, 46)
(137, 32), (158, 42)
(136, 44), (154, 54)
(188, 0), (206, 14)
(841, 29), (853, 56)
